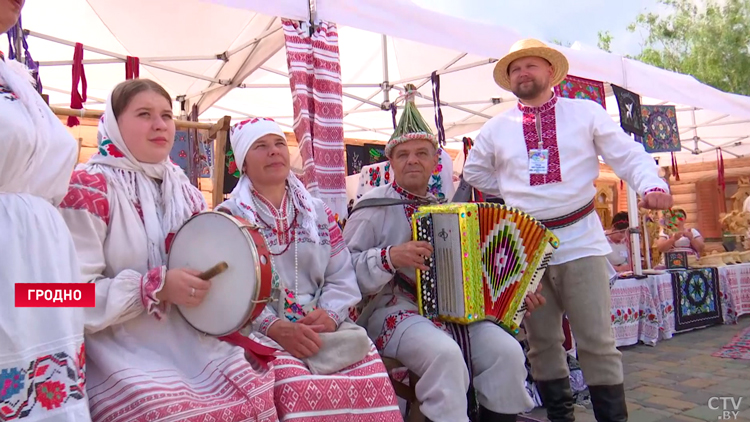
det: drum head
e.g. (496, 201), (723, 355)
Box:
(168, 212), (264, 336)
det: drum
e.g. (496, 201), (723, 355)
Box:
(167, 211), (273, 337)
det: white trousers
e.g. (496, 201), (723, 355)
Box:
(387, 317), (534, 422)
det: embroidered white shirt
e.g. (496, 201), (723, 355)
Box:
(463, 96), (669, 265)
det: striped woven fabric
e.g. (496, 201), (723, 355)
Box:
(282, 19), (347, 217)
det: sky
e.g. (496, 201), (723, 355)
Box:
(411, 0), (663, 56)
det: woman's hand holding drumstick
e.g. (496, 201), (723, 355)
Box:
(157, 262), (229, 307)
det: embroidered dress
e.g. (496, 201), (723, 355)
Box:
(0, 55), (90, 421)
(58, 96), (278, 422)
(217, 191), (402, 422)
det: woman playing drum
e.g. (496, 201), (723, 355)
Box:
(0, 1), (90, 419)
(59, 79), (278, 421)
(216, 118), (402, 421)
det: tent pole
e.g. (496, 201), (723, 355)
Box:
(13, 21), (23, 63)
(390, 58), (496, 86)
(260, 66), (383, 108)
(39, 55), (222, 66)
(413, 53), (465, 90)
(26, 30), (225, 84)
(345, 100), (495, 114)
(235, 83), (381, 89)
(627, 185), (643, 276)
(382, 34), (390, 106)
(392, 85), (493, 119)
(225, 25), (281, 57)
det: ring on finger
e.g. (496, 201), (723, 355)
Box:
(190, 287), (195, 297)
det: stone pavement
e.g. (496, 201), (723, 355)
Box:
(526, 316), (750, 422)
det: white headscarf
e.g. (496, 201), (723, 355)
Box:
(86, 88), (205, 268)
(229, 118), (319, 242)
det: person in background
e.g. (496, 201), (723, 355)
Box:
(606, 212), (631, 273)
(656, 208), (704, 258)
(0, 0), (91, 419)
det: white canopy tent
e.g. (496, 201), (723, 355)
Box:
(14, 0), (750, 169)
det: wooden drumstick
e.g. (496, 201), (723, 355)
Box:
(198, 262), (229, 280)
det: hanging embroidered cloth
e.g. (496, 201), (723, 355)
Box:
(553, 75), (606, 109)
(355, 148), (455, 200)
(611, 84), (644, 136)
(638, 105), (681, 153)
(170, 131), (212, 181)
(282, 19), (347, 217)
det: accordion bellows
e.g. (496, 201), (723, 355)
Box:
(413, 203), (559, 333)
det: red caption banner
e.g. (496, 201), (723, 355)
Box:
(15, 283), (96, 307)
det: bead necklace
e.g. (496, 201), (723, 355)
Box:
(252, 186), (291, 223)
(252, 191), (299, 296)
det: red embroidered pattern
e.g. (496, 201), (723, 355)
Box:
(0, 343), (86, 420)
(259, 315), (280, 335)
(60, 170), (110, 225)
(374, 310), (419, 350)
(141, 266), (164, 319)
(644, 187), (668, 195)
(325, 310), (342, 326)
(518, 96), (562, 186)
(381, 248), (394, 273)
(391, 183), (421, 220)
(89, 355), (277, 422)
(252, 192), (294, 245)
(271, 346), (401, 421)
(324, 206), (345, 256)
(282, 20), (347, 198)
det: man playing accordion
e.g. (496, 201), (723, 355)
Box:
(343, 87), (545, 422)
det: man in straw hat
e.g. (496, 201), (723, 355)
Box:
(463, 39), (673, 422)
(344, 85), (545, 422)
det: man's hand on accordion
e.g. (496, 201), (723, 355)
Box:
(389, 241), (434, 271)
(523, 283), (547, 317)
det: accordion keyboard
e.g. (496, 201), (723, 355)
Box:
(432, 214), (465, 320)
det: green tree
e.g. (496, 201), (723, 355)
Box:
(549, 39), (572, 48)
(597, 30), (612, 53)
(626, 0), (750, 95)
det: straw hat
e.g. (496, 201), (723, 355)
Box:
(493, 39), (569, 91)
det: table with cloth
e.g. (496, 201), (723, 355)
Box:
(610, 273), (675, 347)
(609, 264), (750, 346)
(717, 262), (750, 324)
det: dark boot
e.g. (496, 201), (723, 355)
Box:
(536, 378), (575, 422)
(588, 384), (628, 422)
(480, 406), (517, 422)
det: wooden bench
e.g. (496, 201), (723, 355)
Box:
(382, 357), (424, 422)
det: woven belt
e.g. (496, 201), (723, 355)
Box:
(540, 198), (595, 230)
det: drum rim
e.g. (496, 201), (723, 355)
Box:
(168, 210), (265, 337)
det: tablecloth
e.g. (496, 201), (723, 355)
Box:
(610, 274), (675, 347)
(718, 262), (750, 324)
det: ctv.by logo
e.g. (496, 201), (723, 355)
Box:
(709, 397), (743, 420)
